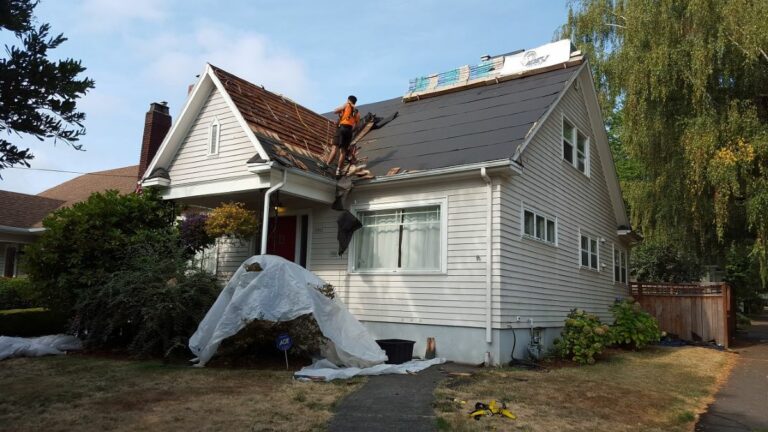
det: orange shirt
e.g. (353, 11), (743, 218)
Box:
(339, 102), (359, 127)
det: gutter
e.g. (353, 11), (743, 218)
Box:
(0, 225), (46, 235)
(480, 167), (493, 344)
(355, 159), (521, 187)
(260, 169), (287, 254)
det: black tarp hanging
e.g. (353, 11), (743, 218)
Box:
(336, 210), (362, 256)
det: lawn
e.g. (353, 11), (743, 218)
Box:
(434, 346), (735, 432)
(0, 354), (363, 432)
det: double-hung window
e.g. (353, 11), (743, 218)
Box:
(562, 117), (589, 175)
(523, 208), (556, 244)
(614, 247), (628, 284)
(353, 204), (442, 272)
(580, 233), (599, 270)
(208, 118), (221, 155)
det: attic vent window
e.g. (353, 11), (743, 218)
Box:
(562, 116), (590, 176)
(208, 118), (221, 155)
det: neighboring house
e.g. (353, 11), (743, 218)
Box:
(0, 101), (172, 279)
(0, 166), (140, 278)
(0, 191), (63, 277)
(140, 40), (637, 364)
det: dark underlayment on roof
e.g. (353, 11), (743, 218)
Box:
(326, 65), (581, 176)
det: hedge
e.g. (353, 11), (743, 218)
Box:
(0, 308), (69, 337)
(0, 277), (40, 310)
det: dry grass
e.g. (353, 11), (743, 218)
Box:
(0, 354), (364, 432)
(435, 347), (735, 432)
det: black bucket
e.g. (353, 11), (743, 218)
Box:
(376, 339), (415, 364)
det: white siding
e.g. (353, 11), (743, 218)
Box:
(215, 236), (254, 282)
(309, 177), (502, 328)
(500, 83), (630, 326)
(167, 88), (255, 185)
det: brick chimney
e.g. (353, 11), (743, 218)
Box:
(138, 102), (172, 180)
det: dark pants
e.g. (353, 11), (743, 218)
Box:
(335, 125), (353, 150)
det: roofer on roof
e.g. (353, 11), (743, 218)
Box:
(322, 95), (360, 177)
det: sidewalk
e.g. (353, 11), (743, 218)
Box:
(327, 365), (444, 432)
(696, 310), (768, 431)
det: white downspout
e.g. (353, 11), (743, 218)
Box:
(260, 169), (287, 255)
(480, 167), (493, 344)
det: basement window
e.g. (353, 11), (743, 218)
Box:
(353, 204), (443, 272)
(580, 232), (599, 270)
(562, 116), (590, 176)
(208, 118), (221, 155)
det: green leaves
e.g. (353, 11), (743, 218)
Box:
(608, 300), (660, 349)
(555, 309), (610, 365)
(556, 301), (661, 365)
(0, 0), (94, 171)
(23, 189), (177, 313)
(561, 0), (768, 283)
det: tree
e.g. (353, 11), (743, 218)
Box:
(560, 0), (768, 284)
(0, 0), (94, 171)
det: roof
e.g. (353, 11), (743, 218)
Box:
(340, 64), (581, 176)
(210, 65), (335, 173)
(0, 190), (64, 229)
(38, 165), (139, 208)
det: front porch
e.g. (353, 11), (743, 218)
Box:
(162, 166), (336, 281)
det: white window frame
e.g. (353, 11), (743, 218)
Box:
(348, 198), (448, 275)
(561, 114), (590, 176)
(578, 230), (599, 271)
(208, 117), (221, 156)
(520, 203), (558, 246)
(613, 244), (628, 284)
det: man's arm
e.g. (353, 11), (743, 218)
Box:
(333, 104), (345, 114)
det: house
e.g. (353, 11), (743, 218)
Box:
(140, 39), (636, 364)
(0, 166), (140, 278)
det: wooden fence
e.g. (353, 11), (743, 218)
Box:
(630, 282), (734, 348)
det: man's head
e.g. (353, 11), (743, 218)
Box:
(348, 95), (357, 105)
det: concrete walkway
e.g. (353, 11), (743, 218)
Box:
(327, 365), (447, 432)
(696, 311), (768, 432)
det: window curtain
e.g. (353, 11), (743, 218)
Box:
(400, 207), (440, 270)
(355, 210), (400, 270)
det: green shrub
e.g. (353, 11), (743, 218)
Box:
(0, 308), (68, 337)
(217, 284), (335, 359)
(74, 231), (219, 358)
(23, 189), (177, 314)
(0, 277), (43, 309)
(608, 300), (661, 349)
(554, 309), (610, 365)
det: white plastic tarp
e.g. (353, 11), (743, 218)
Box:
(0, 334), (82, 360)
(189, 255), (388, 368)
(295, 357), (447, 381)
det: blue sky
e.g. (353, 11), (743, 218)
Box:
(2, 0), (568, 194)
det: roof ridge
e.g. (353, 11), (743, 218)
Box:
(208, 64), (333, 126)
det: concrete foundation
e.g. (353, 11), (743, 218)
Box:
(361, 321), (563, 365)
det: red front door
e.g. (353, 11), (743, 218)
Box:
(267, 216), (297, 262)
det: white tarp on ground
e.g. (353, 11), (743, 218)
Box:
(189, 255), (388, 368)
(295, 357), (447, 381)
(0, 334), (82, 360)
